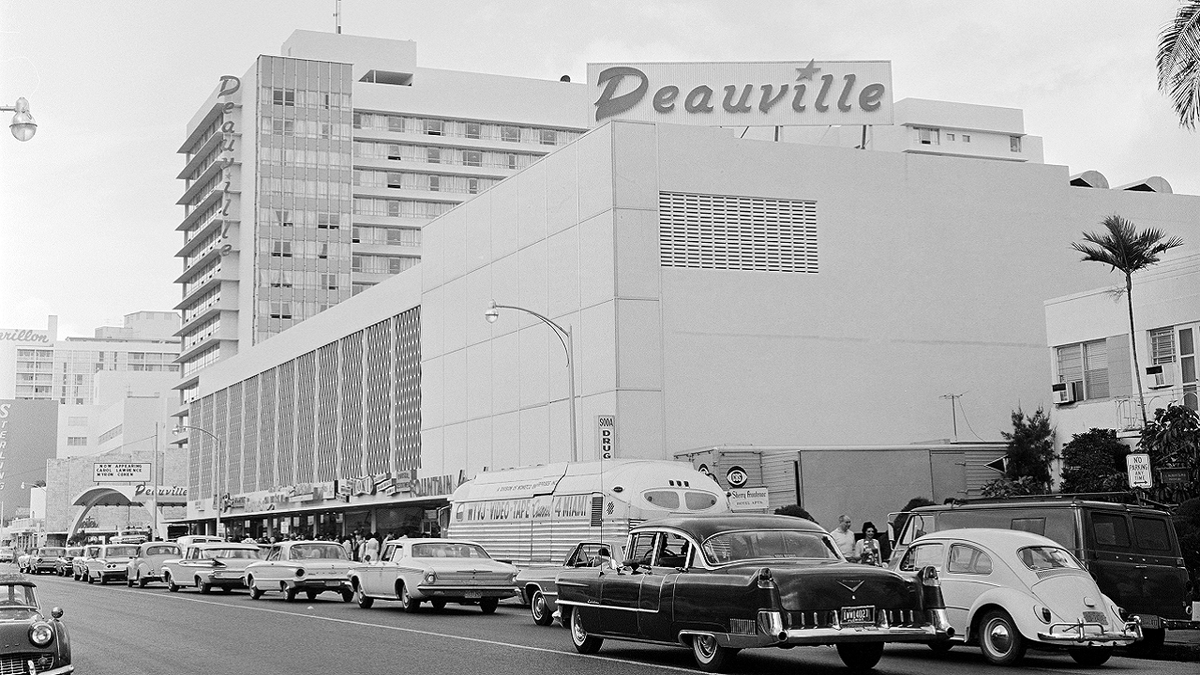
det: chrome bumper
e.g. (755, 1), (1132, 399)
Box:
(1036, 620), (1142, 646)
(417, 584), (519, 598)
(719, 608), (953, 648)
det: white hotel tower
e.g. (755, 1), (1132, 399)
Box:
(173, 31), (588, 417)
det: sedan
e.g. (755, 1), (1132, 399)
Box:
(54, 548), (83, 577)
(161, 542), (261, 593)
(124, 542), (181, 588)
(71, 546), (100, 581)
(84, 544), (138, 584)
(350, 539), (518, 613)
(244, 541), (354, 602)
(557, 514), (953, 672)
(892, 528), (1141, 666)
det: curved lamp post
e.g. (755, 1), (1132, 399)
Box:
(174, 424), (224, 539)
(485, 300), (578, 462)
(1, 98), (36, 142)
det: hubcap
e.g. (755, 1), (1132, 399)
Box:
(534, 596), (545, 617)
(572, 613), (587, 643)
(697, 636), (716, 658)
(988, 621), (1012, 653)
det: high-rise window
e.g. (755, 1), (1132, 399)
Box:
(466, 122), (481, 139)
(501, 126), (520, 143)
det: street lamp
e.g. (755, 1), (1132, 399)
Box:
(485, 300), (578, 462)
(1, 98), (36, 142)
(174, 424), (224, 539)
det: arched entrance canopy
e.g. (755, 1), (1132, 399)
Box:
(67, 486), (187, 540)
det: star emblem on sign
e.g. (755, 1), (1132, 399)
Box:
(795, 59), (821, 81)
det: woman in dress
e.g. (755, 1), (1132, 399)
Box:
(854, 522), (883, 567)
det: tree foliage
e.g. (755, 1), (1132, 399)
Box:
(774, 504), (818, 525)
(1173, 497), (1200, 584)
(1139, 404), (1200, 504)
(981, 406), (1055, 497)
(1060, 428), (1129, 494)
(1072, 216), (1184, 426)
(1157, 1), (1200, 129)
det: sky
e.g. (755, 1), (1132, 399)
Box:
(1, 0), (1197, 339)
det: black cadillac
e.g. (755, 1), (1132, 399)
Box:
(556, 514), (952, 672)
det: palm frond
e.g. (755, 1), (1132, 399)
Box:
(1073, 214), (1185, 273)
(1157, 1), (1200, 128)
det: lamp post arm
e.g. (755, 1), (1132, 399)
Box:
(490, 303), (571, 366)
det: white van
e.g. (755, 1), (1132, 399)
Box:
(447, 459), (729, 567)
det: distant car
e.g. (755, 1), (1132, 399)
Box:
(515, 541), (625, 626)
(54, 547), (83, 577)
(84, 544), (139, 584)
(124, 542), (181, 588)
(557, 514), (953, 672)
(29, 548), (67, 575)
(72, 546), (101, 581)
(0, 571), (72, 673)
(0, 547), (14, 563)
(350, 538), (519, 613)
(161, 542), (261, 593)
(891, 528), (1142, 667)
(244, 540), (354, 602)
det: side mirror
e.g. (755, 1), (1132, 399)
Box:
(50, 607), (63, 619)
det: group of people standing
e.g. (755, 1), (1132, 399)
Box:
(828, 514), (889, 566)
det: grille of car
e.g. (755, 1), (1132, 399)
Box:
(0, 654), (54, 674)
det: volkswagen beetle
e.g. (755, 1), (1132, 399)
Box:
(891, 528), (1141, 666)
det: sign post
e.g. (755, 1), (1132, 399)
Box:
(1126, 453), (1153, 489)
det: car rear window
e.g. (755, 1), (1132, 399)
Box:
(1091, 512), (1131, 549)
(1019, 546), (1082, 571)
(105, 546), (139, 557)
(145, 545), (178, 556)
(1132, 517), (1171, 552)
(42, 548), (66, 556)
(702, 530), (837, 564)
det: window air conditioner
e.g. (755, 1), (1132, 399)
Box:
(1051, 382), (1074, 405)
(1145, 364), (1173, 389)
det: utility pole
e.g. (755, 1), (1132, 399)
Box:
(939, 393), (964, 442)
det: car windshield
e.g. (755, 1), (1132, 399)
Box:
(105, 546), (138, 557)
(145, 545), (178, 556)
(42, 548), (66, 557)
(200, 548), (261, 559)
(411, 543), (491, 559)
(0, 585), (36, 607)
(1018, 546), (1082, 571)
(702, 530), (839, 564)
(290, 544), (348, 560)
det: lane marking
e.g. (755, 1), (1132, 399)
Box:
(42, 578), (699, 674)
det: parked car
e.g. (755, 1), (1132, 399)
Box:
(892, 528), (1141, 666)
(557, 513), (953, 672)
(124, 542), (181, 588)
(54, 547), (83, 577)
(515, 541), (625, 626)
(244, 540), (354, 602)
(0, 547), (14, 563)
(350, 538), (519, 613)
(161, 542), (261, 593)
(0, 571), (72, 674)
(71, 546), (101, 581)
(83, 544), (138, 584)
(27, 548), (66, 575)
(890, 496), (1197, 653)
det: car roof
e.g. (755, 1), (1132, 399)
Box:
(632, 514), (826, 540)
(912, 527), (1060, 549)
(193, 542), (259, 549)
(140, 541), (178, 549)
(0, 573), (35, 587)
(911, 499), (1169, 515)
(394, 538), (484, 546)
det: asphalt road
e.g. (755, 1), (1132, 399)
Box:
(28, 573), (1192, 675)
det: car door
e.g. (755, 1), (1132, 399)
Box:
(367, 543), (399, 595)
(597, 532), (657, 636)
(638, 532), (691, 639)
(257, 545), (281, 584)
(941, 543), (996, 630)
(1084, 511), (1143, 615)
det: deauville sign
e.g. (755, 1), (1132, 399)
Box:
(586, 60), (893, 127)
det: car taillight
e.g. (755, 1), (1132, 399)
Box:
(295, 568), (305, 578)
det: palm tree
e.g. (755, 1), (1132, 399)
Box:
(1072, 215), (1184, 426)
(1157, 1), (1200, 128)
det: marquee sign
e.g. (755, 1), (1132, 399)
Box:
(586, 61), (893, 127)
(93, 462), (151, 483)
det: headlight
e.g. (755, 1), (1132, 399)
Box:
(29, 622), (54, 648)
(424, 572), (436, 584)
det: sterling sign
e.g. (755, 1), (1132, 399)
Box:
(586, 61), (893, 127)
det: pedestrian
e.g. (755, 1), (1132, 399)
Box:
(854, 522), (883, 567)
(364, 532), (380, 562)
(829, 514), (857, 561)
(342, 535), (353, 558)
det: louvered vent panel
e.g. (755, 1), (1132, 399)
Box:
(658, 192), (818, 273)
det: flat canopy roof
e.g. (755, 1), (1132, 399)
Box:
(72, 485), (187, 507)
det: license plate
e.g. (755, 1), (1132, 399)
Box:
(841, 605), (874, 625)
(1082, 611), (1108, 626)
(326, 580), (341, 586)
(464, 591), (483, 599)
(1136, 614), (1162, 629)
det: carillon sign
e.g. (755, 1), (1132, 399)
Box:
(586, 60), (893, 127)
